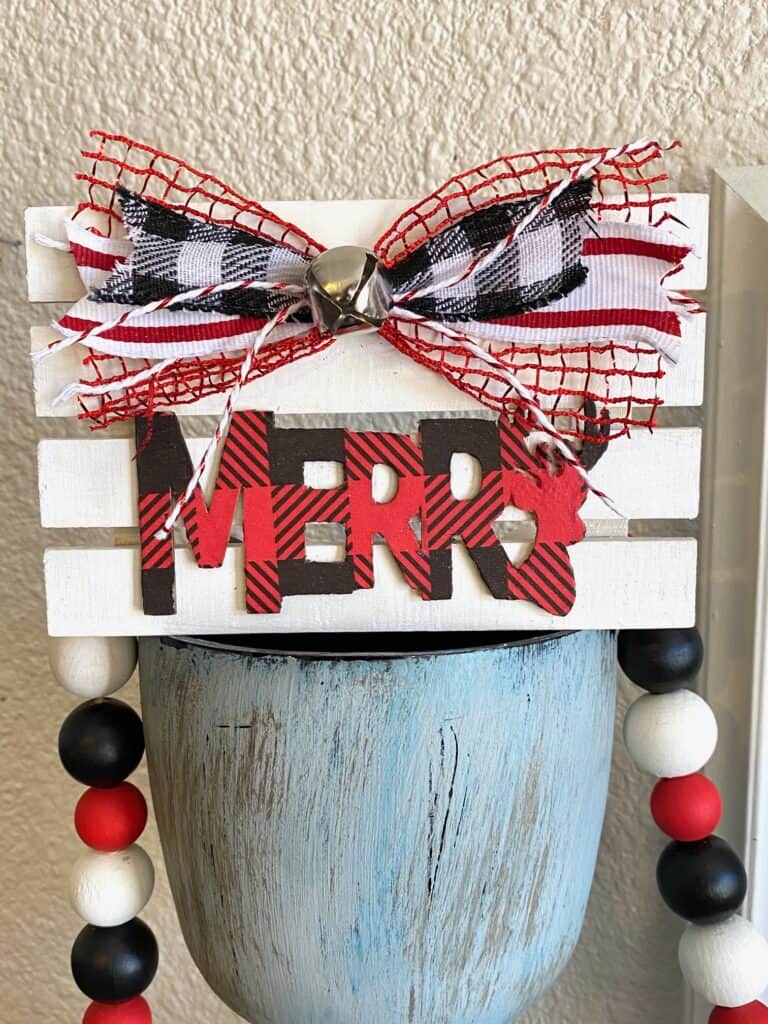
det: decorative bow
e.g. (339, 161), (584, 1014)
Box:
(35, 132), (695, 534)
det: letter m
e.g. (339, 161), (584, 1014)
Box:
(135, 411), (279, 616)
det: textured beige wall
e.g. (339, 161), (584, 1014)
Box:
(1, 1), (767, 1021)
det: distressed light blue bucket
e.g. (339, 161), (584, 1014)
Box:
(139, 629), (616, 1024)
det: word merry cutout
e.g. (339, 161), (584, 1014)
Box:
(135, 412), (587, 617)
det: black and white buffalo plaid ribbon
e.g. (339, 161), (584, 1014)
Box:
(94, 187), (311, 321)
(386, 178), (592, 322)
(94, 179), (593, 329)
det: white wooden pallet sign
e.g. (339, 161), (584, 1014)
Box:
(27, 197), (706, 635)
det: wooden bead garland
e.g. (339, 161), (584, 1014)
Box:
(52, 636), (156, 1022)
(59, 699), (145, 788)
(82, 998), (152, 1024)
(679, 916), (768, 1006)
(623, 689), (718, 777)
(657, 836), (747, 923)
(618, 627), (703, 692)
(709, 1002), (768, 1023)
(50, 636), (138, 698)
(620, 626), (768, 1020)
(651, 773), (722, 841)
(69, 845), (155, 928)
(71, 918), (158, 1003)
(75, 783), (148, 852)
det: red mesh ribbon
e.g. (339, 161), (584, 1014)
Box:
(374, 140), (689, 442)
(63, 132), (691, 444)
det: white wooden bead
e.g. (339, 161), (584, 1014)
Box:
(69, 844), (154, 927)
(679, 915), (768, 1006)
(623, 689), (718, 776)
(49, 635), (137, 697)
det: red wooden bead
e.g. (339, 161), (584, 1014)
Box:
(651, 773), (722, 841)
(75, 783), (148, 852)
(83, 996), (152, 1024)
(709, 1002), (768, 1023)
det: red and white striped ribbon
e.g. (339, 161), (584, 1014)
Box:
(33, 277), (305, 372)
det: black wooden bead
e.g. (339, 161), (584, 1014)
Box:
(71, 918), (158, 1002)
(657, 834), (747, 923)
(617, 628), (703, 692)
(59, 699), (144, 787)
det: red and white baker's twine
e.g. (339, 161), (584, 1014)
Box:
(32, 277), (305, 372)
(158, 300), (305, 537)
(388, 310), (621, 515)
(38, 300), (612, 532)
(39, 284), (614, 534)
(35, 140), (661, 534)
(393, 138), (659, 306)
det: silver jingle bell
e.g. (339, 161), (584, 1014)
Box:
(305, 246), (391, 335)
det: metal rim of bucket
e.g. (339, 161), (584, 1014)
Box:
(162, 630), (577, 661)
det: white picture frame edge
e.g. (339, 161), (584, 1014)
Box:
(694, 164), (768, 1023)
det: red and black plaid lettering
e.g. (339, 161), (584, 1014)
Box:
(507, 542), (576, 615)
(272, 485), (350, 561)
(351, 554), (375, 590)
(221, 411), (274, 612)
(499, 413), (540, 474)
(393, 551), (432, 599)
(218, 410), (271, 488)
(245, 559), (282, 614)
(344, 430), (423, 479)
(139, 492), (173, 571)
(135, 410), (585, 619)
(344, 429), (427, 597)
(423, 470), (504, 550)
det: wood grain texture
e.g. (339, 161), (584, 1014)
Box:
(37, 427), (702, 529)
(139, 630), (616, 1024)
(44, 538), (697, 635)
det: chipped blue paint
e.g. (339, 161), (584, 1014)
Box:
(140, 630), (616, 1024)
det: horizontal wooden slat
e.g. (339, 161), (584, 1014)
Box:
(38, 427), (701, 530)
(25, 194), (709, 302)
(25, 206), (85, 302)
(27, 194), (708, 419)
(30, 311), (706, 418)
(44, 537), (697, 635)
